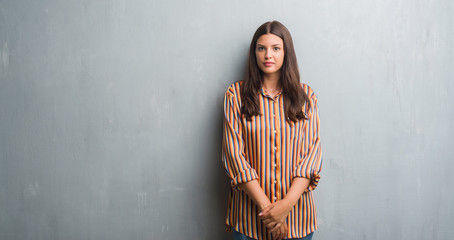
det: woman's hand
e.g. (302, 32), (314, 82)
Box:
(259, 199), (293, 228)
(260, 201), (290, 240)
(269, 221), (288, 240)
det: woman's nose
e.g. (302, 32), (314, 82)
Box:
(265, 51), (272, 59)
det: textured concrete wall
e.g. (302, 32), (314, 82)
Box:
(0, 0), (453, 239)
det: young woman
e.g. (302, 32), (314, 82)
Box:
(222, 21), (323, 240)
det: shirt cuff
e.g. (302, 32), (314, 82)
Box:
(293, 169), (321, 192)
(231, 168), (259, 190)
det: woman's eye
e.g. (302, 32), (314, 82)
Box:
(257, 47), (264, 51)
(274, 47), (280, 51)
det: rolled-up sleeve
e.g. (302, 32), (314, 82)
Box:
(222, 89), (258, 190)
(293, 93), (322, 192)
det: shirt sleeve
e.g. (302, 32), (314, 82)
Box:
(293, 91), (323, 192)
(222, 88), (259, 190)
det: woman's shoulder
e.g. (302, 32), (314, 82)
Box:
(225, 81), (243, 98)
(300, 82), (317, 100)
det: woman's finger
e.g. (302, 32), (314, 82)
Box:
(259, 204), (274, 216)
(281, 223), (287, 239)
(278, 225), (285, 240)
(262, 218), (272, 225)
(270, 222), (280, 233)
(266, 222), (275, 229)
(282, 225), (288, 239)
(260, 212), (270, 219)
(263, 218), (282, 228)
(278, 224), (286, 240)
(271, 226), (281, 240)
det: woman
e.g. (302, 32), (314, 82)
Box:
(222, 21), (322, 240)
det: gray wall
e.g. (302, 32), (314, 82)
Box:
(0, 0), (453, 239)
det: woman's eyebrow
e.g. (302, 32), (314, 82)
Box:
(256, 43), (282, 47)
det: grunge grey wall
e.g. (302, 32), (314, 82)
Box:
(0, 0), (453, 239)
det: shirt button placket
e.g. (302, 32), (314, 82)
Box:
(274, 100), (280, 201)
(270, 99), (277, 202)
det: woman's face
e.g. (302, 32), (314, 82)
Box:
(255, 34), (285, 77)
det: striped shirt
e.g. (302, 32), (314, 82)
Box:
(222, 81), (322, 239)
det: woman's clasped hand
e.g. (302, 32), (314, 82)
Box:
(259, 199), (293, 240)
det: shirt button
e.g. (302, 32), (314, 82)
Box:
(273, 196), (277, 200)
(274, 147), (277, 150)
(273, 130), (277, 134)
(274, 180), (277, 184)
(272, 114), (275, 117)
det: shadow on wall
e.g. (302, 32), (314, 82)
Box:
(204, 93), (232, 239)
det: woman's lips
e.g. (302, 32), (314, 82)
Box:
(264, 62), (274, 67)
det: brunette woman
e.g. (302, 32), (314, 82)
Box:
(222, 21), (322, 240)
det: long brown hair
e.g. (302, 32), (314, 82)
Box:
(241, 21), (310, 122)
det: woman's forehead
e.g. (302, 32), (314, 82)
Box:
(256, 34), (283, 45)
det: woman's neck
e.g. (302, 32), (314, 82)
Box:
(262, 72), (281, 91)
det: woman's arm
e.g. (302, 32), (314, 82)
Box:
(240, 180), (289, 240)
(257, 178), (309, 240)
(259, 177), (310, 227)
(222, 88), (260, 190)
(293, 89), (322, 192)
(238, 180), (271, 211)
(240, 180), (291, 240)
(283, 177), (311, 207)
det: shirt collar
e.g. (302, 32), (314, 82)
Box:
(260, 86), (283, 99)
